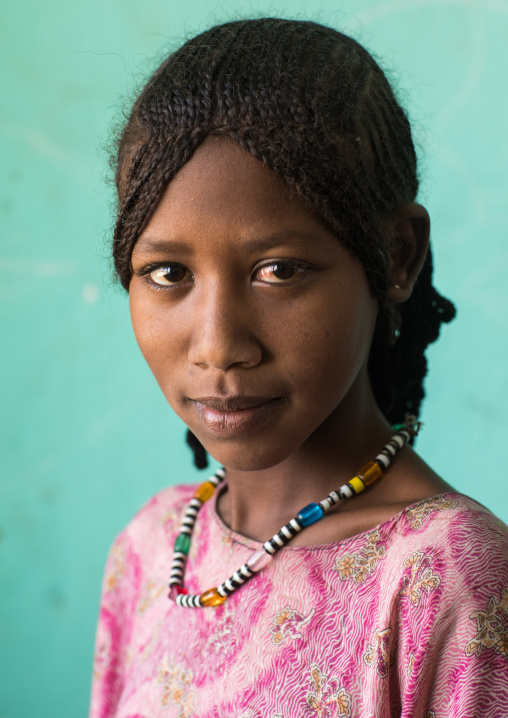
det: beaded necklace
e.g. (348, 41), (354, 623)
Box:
(169, 415), (419, 608)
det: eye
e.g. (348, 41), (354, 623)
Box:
(255, 261), (306, 284)
(148, 264), (191, 286)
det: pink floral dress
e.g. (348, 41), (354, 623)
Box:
(90, 485), (508, 717)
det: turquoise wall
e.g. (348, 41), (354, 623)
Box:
(1, 1), (507, 715)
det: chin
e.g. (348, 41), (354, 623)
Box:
(203, 439), (295, 473)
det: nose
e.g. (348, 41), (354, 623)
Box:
(187, 281), (263, 371)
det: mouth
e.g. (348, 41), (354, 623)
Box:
(190, 396), (284, 438)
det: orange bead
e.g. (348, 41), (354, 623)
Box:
(199, 587), (227, 607)
(357, 461), (382, 486)
(193, 481), (216, 503)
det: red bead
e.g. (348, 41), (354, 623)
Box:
(168, 585), (188, 601)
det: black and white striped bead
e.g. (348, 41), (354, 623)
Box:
(176, 593), (203, 608)
(169, 551), (187, 586)
(390, 433), (405, 449)
(186, 498), (203, 517)
(251, 519), (303, 560)
(339, 483), (354, 499)
(319, 490), (342, 513)
(375, 451), (391, 469)
(217, 563), (256, 597)
(263, 517), (303, 555)
(210, 468), (225, 485)
(179, 517), (196, 534)
(177, 498), (203, 535)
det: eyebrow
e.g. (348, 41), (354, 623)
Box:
(133, 238), (190, 255)
(134, 229), (336, 255)
(243, 230), (334, 252)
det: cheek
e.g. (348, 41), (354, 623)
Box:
(129, 290), (153, 362)
(282, 286), (377, 380)
(129, 287), (183, 387)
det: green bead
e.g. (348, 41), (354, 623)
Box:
(174, 533), (191, 555)
(392, 423), (405, 432)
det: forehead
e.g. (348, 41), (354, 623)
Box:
(135, 135), (333, 249)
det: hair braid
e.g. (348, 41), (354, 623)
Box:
(368, 248), (456, 423)
(110, 18), (456, 469)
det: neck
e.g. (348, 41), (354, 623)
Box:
(217, 375), (393, 542)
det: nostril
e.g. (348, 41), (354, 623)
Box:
(188, 329), (262, 371)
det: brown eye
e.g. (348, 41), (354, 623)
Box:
(256, 262), (304, 283)
(149, 265), (190, 286)
(273, 264), (297, 280)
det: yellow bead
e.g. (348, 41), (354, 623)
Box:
(200, 587), (227, 607)
(348, 475), (366, 494)
(193, 481), (216, 503)
(357, 461), (382, 486)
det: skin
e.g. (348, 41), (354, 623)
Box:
(129, 136), (452, 546)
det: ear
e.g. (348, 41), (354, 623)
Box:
(386, 202), (430, 303)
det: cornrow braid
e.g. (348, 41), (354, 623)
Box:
(111, 18), (455, 469)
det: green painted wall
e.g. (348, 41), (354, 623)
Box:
(1, 1), (507, 715)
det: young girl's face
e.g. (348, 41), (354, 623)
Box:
(129, 136), (379, 472)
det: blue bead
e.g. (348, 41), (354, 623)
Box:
(297, 502), (324, 527)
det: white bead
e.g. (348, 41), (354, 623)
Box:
(263, 540), (276, 555)
(240, 564), (253, 579)
(247, 549), (274, 571)
(340, 484), (353, 498)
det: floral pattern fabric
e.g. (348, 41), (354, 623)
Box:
(90, 488), (508, 717)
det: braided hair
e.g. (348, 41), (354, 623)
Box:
(111, 18), (455, 469)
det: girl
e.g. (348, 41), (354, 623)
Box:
(90, 18), (508, 718)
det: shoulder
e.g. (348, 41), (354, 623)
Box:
(357, 492), (508, 606)
(397, 491), (508, 550)
(336, 492), (507, 586)
(98, 483), (198, 600)
(104, 483), (198, 574)
(385, 492), (508, 611)
(373, 495), (508, 713)
(114, 482), (197, 547)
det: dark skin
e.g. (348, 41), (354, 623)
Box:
(129, 136), (452, 546)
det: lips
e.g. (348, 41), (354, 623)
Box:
(191, 395), (284, 438)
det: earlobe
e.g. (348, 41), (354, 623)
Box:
(387, 203), (430, 303)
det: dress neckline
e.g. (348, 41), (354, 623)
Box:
(209, 484), (467, 553)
